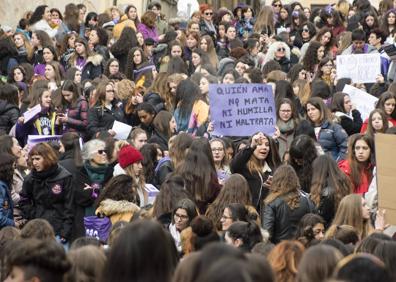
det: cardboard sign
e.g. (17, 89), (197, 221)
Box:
(375, 133), (396, 225)
(342, 84), (378, 121)
(209, 84), (276, 137)
(336, 53), (381, 83)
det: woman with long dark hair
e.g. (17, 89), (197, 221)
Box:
(29, 5), (57, 38)
(110, 27), (138, 74)
(310, 154), (352, 225)
(88, 27), (110, 63)
(176, 138), (221, 214)
(0, 84), (20, 134)
(58, 80), (88, 140)
(148, 111), (177, 152)
(331, 92), (363, 136)
(231, 132), (281, 211)
(125, 47), (155, 88)
(263, 165), (315, 243)
(338, 134), (375, 195)
(305, 97), (348, 160)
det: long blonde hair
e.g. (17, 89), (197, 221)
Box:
(253, 6), (274, 35)
(200, 35), (218, 69)
(329, 194), (372, 240)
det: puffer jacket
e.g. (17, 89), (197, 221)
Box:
(262, 191), (316, 244)
(317, 121), (348, 161)
(20, 165), (74, 239)
(95, 199), (140, 224)
(0, 100), (19, 134)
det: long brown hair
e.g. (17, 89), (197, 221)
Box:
(366, 109), (389, 137)
(310, 154), (352, 211)
(347, 134), (374, 191)
(205, 174), (252, 230)
(329, 194), (371, 239)
(247, 133), (281, 175)
(268, 240), (305, 282)
(265, 165), (300, 209)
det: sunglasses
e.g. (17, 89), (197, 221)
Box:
(273, 4), (282, 7)
(205, 12), (213, 15)
(97, 150), (106, 155)
(277, 47), (286, 52)
(302, 28), (309, 32)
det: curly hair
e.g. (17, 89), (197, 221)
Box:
(110, 26), (138, 56)
(302, 41), (322, 73)
(96, 174), (139, 206)
(205, 174), (252, 230)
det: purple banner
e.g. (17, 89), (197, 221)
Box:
(209, 84), (276, 137)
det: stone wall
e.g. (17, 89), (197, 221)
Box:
(0, 0), (177, 30)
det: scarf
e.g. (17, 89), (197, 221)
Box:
(32, 165), (58, 180)
(276, 119), (295, 134)
(84, 161), (108, 184)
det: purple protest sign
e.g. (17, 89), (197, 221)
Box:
(209, 84), (276, 136)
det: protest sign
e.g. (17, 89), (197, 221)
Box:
(27, 135), (62, 151)
(23, 104), (41, 123)
(112, 121), (132, 140)
(336, 53), (381, 83)
(209, 84), (276, 136)
(375, 133), (396, 225)
(342, 84), (378, 121)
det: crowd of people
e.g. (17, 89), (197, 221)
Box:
(0, 0), (396, 281)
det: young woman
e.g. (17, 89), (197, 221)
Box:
(328, 194), (386, 240)
(199, 35), (218, 69)
(173, 79), (209, 133)
(13, 32), (33, 64)
(331, 92), (363, 136)
(380, 9), (396, 42)
(365, 109), (389, 138)
(136, 102), (156, 138)
(274, 98), (300, 159)
(263, 165), (315, 243)
(148, 111), (177, 152)
(230, 132), (281, 211)
(236, 6), (255, 40)
(87, 81), (125, 139)
(302, 41), (324, 75)
(16, 88), (59, 146)
(44, 61), (63, 90)
(67, 37), (103, 81)
(31, 30), (53, 66)
(58, 80), (89, 140)
(110, 27), (138, 74)
(0, 153), (16, 228)
(59, 32), (77, 69)
(314, 27), (336, 58)
(313, 57), (335, 86)
(88, 27), (110, 63)
(0, 84), (20, 134)
(29, 5), (57, 38)
(169, 198), (198, 253)
(225, 221), (263, 252)
(34, 45), (58, 77)
(293, 22), (316, 49)
(295, 213), (326, 245)
(338, 134), (375, 195)
(205, 175), (252, 230)
(137, 11), (159, 42)
(219, 203), (252, 233)
(176, 138), (221, 214)
(209, 139), (232, 185)
(117, 144), (153, 207)
(191, 48), (210, 74)
(129, 128), (148, 150)
(125, 47), (155, 88)
(360, 91), (396, 132)
(20, 143), (74, 243)
(310, 154), (353, 225)
(305, 97), (348, 160)
(275, 5), (291, 33)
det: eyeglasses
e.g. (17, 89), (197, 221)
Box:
(97, 150), (106, 155)
(205, 12), (213, 15)
(211, 148), (224, 152)
(174, 213), (189, 220)
(277, 47), (286, 52)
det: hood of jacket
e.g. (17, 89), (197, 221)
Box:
(0, 100), (18, 115)
(96, 199), (140, 217)
(86, 53), (103, 66)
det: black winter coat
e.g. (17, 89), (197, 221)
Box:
(0, 100), (19, 134)
(148, 129), (169, 151)
(263, 191), (316, 244)
(230, 146), (272, 211)
(87, 104), (125, 139)
(20, 165), (74, 239)
(317, 186), (336, 227)
(335, 110), (363, 136)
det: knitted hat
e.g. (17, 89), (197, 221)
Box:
(118, 145), (143, 169)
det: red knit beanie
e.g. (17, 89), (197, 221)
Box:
(118, 145), (143, 169)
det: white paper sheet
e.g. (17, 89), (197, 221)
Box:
(112, 120), (132, 140)
(23, 104), (42, 123)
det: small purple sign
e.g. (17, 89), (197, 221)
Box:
(209, 84), (276, 137)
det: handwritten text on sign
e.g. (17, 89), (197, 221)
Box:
(336, 53), (381, 83)
(209, 84), (276, 136)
